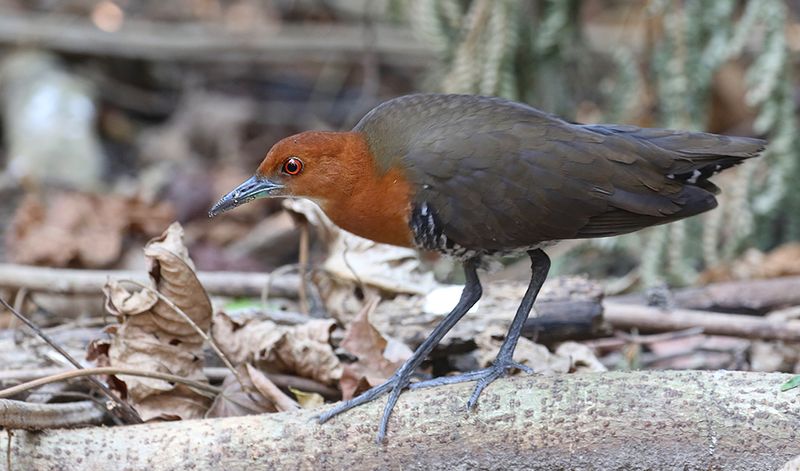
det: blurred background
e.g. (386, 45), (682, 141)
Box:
(5, 2), (800, 448)
(0, 0), (798, 289)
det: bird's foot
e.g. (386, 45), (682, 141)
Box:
(410, 357), (533, 409)
(315, 366), (414, 443)
(315, 358), (530, 441)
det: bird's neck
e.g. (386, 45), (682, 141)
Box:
(318, 132), (415, 248)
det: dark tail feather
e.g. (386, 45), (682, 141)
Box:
(586, 124), (767, 193)
(663, 135), (765, 194)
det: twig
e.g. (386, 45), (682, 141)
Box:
(0, 367), (339, 400)
(0, 399), (104, 429)
(0, 297), (142, 424)
(584, 326), (705, 349)
(0, 10), (432, 65)
(203, 368), (339, 400)
(607, 275), (800, 314)
(261, 264), (300, 308)
(298, 222), (310, 315)
(9, 288), (27, 336)
(0, 366), (222, 399)
(0, 263), (300, 298)
(118, 279), (244, 389)
(604, 302), (800, 341)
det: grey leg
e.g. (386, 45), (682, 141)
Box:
(316, 258), (483, 443)
(408, 249), (551, 410)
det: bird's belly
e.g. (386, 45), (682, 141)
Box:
(410, 201), (557, 259)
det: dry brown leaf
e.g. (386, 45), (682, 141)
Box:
(339, 366), (380, 401)
(212, 312), (342, 385)
(101, 222), (212, 420)
(132, 385), (214, 422)
(206, 365), (276, 418)
(206, 364), (300, 418)
(338, 297), (412, 400)
(246, 364), (299, 412)
(7, 191), (173, 268)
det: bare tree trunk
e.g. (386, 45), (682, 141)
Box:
(3, 371), (798, 470)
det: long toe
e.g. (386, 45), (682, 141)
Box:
(506, 360), (534, 374)
(466, 359), (534, 409)
(408, 370), (488, 389)
(315, 377), (397, 424)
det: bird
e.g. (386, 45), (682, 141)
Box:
(209, 93), (766, 442)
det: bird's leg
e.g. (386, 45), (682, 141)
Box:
(409, 249), (551, 409)
(316, 258), (483, 442)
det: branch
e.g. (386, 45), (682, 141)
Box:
(604, 302), (800, 341)
(0, 296), (142, 425)
(608, 276), (800, 314)
(0, 264), (299, 298)
(0, 11), (431, 66)
(0, 367), (221, 399)
(0, 400), (103, 429)
(0, 367), (339, 400)
(3, 371), (797, 469)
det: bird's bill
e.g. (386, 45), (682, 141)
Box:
(208, 175), (284, 217)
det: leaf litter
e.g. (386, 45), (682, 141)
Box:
(212, 311), (342, 385)
(98, 222), (213, 420)
(84, 211), (607, 423)
(7, 190), (173, 268)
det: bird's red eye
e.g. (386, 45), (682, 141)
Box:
(282, 157), (303, 175)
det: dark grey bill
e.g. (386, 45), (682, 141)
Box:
(208, 175), (283, 217)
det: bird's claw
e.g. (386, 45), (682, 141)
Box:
(315, 357), (531, 441)
(408, 357), (534, 409)
(315, 367), (414, 443)
(466, 358), (532, 409)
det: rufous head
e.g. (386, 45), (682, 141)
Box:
(209, 131), (371, 217)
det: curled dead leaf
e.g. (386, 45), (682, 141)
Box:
(555, 342), (607, 373)
(104, 282), (157, 316)
(246, 364), (299, 412)
(338, 297), (412, 400)
(100, 222), (212, 420)
(206, 364), (299, 418)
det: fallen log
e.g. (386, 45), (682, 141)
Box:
(604, 302), (800, 342)
(3, 371), (798, 470)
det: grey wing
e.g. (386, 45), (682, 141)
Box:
(403, 120), (764, 252)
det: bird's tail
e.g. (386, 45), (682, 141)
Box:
(656, 133), (766, 194)
(585, 124), (766, 194)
